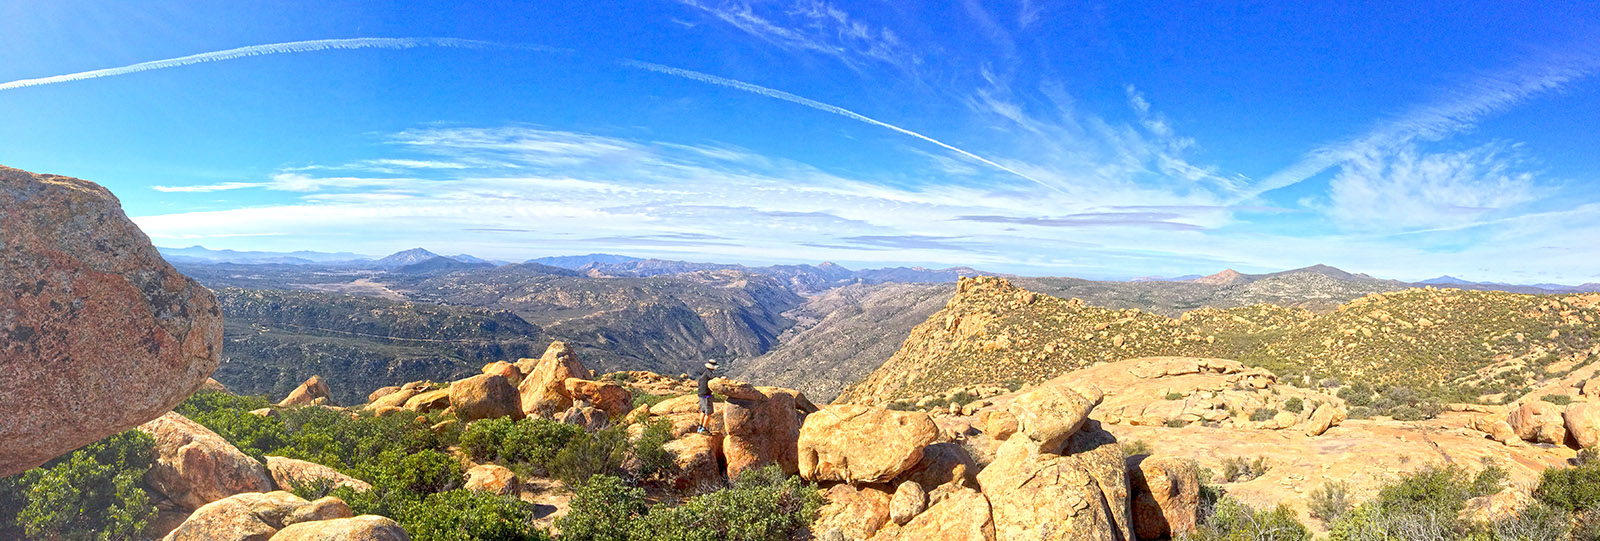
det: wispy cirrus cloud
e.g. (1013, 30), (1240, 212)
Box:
(676, 0), (922, 74)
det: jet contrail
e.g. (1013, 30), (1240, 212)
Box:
(622, 60), (1065, 194)
(0, 37), (512, 92)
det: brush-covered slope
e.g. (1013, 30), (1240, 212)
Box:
(213, 288), (547, 404)
(840, 277), (1600, 403)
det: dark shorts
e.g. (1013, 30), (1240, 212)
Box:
(699, 395), (713, 415)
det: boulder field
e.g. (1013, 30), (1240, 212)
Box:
(0, 165), (223, 475)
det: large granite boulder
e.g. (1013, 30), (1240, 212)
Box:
(277, 376), (331, 408)
(976, 423), (1133, 540)
(889, 480), (928, 526)
(464, 464), (519, 496)
(713, 379), (817, 478)
(1508, 400), (1566, 444)
(798, 405), (939, 483)
(1127, 455), (1200, 540)
(267, 515), (410, 540)
(0, 166), (223, 475)
(1565, 402), (1600, 449)
(162, 491), (310, 541)
(265, 456), (372, 493)
(565, 378), (633, 419)
(139, 412), (275, 510)
(518, 341), (591, 418)
(867, 487), (994, 541)
(813, 483), (892, 540)
(450, 374), (522, 422)
(662, 432), (723, 491)
(1008, 384), (1103, 453)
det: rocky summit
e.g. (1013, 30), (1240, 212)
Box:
(0, 165), (223, 475)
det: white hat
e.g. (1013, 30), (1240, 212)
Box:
(704, 359), (719, 371)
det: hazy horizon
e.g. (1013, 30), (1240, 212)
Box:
(4, 2), (1599, 283)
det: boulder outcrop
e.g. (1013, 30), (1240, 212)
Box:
(0, 166), (224, 475)
(450, 374), (522, 422)
(277, 376), (331, 408)
(798, 405), (939, 483)
(464, 464), (519, 496)
(662, 432), (723, 491)
(1127, 455), (1200, 540)
(402, 388), (452, 413)
(889, 480), (927, 526)
(265, 456), (372, 493)
(713, 379), (818, 478)
(814, 483), (892, 540)
(162, 491), (311, 541)
(867, 487), (994, 541)
(139, 412), (275, 510)
(518, 341), (592, 418)
(565, 378), (633, 419)
(1508, 400), (1566, 444)
(1565, 402), (1600, 449)
(482, 361), (523, 385)
(267, 515), (409, 540)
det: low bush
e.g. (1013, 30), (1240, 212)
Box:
(1250, 408), (1278, 422)
(558, 475), (647, 541)
(552, 425), (630, 487)
(631, 392), (675, 411)
(1544, 393), (1576, 406)
(631, 465), (824, 541)
(461, 417), (584, 474)
(1120, 439), (1153, 457)
(1328, 463), (1504, 540)
(1191, 497), (1310, 541)
(632, 419), (677, 481)
(1222, 456), (1269, 482)
(1, 430), (157, 540)
(1308, 481), (1353, 525)
(1284, 397), (1305, 414)
(1535, 460), (1600, 512)
(175, 390), (289, 462)
(1165, 392), (1184, 401)
(399, 489), (551, 541)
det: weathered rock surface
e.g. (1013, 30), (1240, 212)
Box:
(1460, 488), (1534, 523)
(1127, 455), (1200, 540)
(662, 432), (723, 491)
(277, 376), (331, 408)
(714, 379), (817, 477)
(1009, 385), (1103, 453)
(267, 515), (410, 541)
(1508, 400), (1566, 444)
(814, 483), (892, 540)
(979, 410), (1018, 440)
(889, 480), (927, 526)
(896, 442), (976, 491)
(265, 456), (372, 493)
(402, 388), (451, 413)
(646, 394), (726, 437)
(450, 374), (522, 422)
(977, 423), (1133, 540)
(867, 487), (994, 541)
(162, 491), (309, 541)
(140, 412), (275, 510)
(482, 361), (523, 385)
(0, 166), (224, 475)
(565, 378), (633, 419)
(518, 341), (591, 417)
(366, 386), (401, 403)
(798, 405), (939, 483)
(366, 388), (419, 411)
(283, 496), (353, 526)
(464, 464), (519, 495)
(560, 402), (610, 430)
(1565, 402), (1600, 449)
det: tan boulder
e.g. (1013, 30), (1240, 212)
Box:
(565, 378), (634, 419)
(450, 374), (523, 422)
(1584, 379), (1600, 398)
(366, 386), (401, 403)
(799, 405), (939, 483)
(1460, 488), (1534, 523)
(1304, 403), (1346, 436)
(647, 395), (725, 438)
(482, 361), (523, 385)
(265, 456), (372, 493)
(203, 378), (231, 393)
(366, 388), (419, 411)
(464, 464), (519, 495)
(1508, 401), (1566, 444)
(267, 515), (410, 541)
(283, 496), (353, 526)
(896, 442), (977, 491)
(1127, 455), (1200, 540)
(277, 376), (331, 408)
(867, 487), (994, 541)
(561, 402), (611, 430)
(662, 432), (724, 491)
(889, 480), (928, 526)
(518, 341), (591, 418)
(139, 412), (275, 510)
(162, 491), (309, 541)
(1471, 414), (1522, 446)
(1009, 384), (1104, 453)
(716, 380), (809, 478)
(814, 483), (893, 540)
(976, 423), (1133, 540)
(1566, 403), (1600, 449)
(980, 410), (1019, 440)
(402, 388), (452, 413)
(0, 166), (223, 476)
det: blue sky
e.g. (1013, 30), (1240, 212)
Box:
(2, 1), (1599, 282)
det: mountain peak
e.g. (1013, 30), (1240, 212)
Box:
(1194, 269), (1248, 286)
(375, 248), (441, 267)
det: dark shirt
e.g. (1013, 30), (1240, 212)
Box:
(697, 368), (713, 397)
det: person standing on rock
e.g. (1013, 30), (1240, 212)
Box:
(697, 359), (719, 434)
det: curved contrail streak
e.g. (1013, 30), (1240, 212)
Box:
(1, 36), (1054, 193)
(622, 60), (1063, 193)
(0, 37), (512, 92)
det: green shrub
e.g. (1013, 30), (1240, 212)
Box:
(275, 406), (453, 473)
(1284, 397), (1305, 414)
(631, 392), (675, 411)
(1390, 405), (1424, 421)
(552, 425), (630, 487)
(462, 417), (585, 475)
(1120, 439), (1153, 457)
(558, 474), (647, 541)
(1329, 463), (1505, 540)
(399, 489), (550, 541)
(1535, 461), (1600, 512)
(1490, 501), (1572, 541)
(633, 419), (678, 481)
(176, 390), (290, 462)
(1346, 406), (1373, 420)
(1222, 456), (1269, 482)
(6, 430), (157, 541)
(631, 465), (824, 541)
(1192, 497), (1310, 541)
(1308, 481), (1353, 525)
(1250, 408), (1278, 422)
(1544, 394), (1576, 406)
(1165, 392), (1184, 401)
(1165, 419), (1189, 428)
(1338, 384), (1374, 407)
